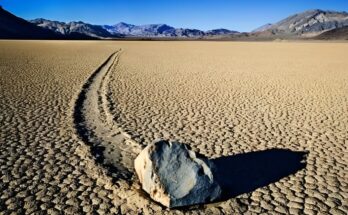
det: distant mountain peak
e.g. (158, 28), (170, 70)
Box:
(117, 21), (128, 25)
(114, 22), (134, 27)
(205, 28), (239, 36)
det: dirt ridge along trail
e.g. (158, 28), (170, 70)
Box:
(73, 49), (142, 180)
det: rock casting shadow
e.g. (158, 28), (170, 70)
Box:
(212, 148), (307, 201)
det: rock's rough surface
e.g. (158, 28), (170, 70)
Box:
(134, 140), (221, 208)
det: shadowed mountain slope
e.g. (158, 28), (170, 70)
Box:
(315, 25), (348, 40)
(0, 7), (61, 39)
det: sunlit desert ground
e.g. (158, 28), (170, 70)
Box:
(0, 41), (347, 214)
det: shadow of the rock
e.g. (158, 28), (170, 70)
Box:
(212, 148), (307, 201)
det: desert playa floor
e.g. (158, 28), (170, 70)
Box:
(0, 40), (347, 214)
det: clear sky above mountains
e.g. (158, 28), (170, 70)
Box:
(1, 0), (348, 32)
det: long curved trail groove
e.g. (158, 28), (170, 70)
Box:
(73, 50), (142, 180)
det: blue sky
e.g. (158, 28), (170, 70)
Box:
(1, 0), (348, 32)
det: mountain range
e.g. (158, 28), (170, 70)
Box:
(0, 7), (100, 39)
(30, 18), (116, 38)
(1, 6), (347, 40)
(102, 22), (239, 37)
(252, 9), (348, 37)
(29, 20), (239, 38)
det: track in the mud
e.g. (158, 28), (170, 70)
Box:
(73, 50), (141, 180)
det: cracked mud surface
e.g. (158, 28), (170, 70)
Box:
(0, 41), (152, 215)
(109, 42), (348, 214)
(0, 41), (347, 214)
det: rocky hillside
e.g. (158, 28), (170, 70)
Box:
(30, 19), (119, 38)
(254, 9), (348, 37)
(251, 23), (273, 33)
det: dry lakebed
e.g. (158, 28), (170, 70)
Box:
(0, 40), (347, 214)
